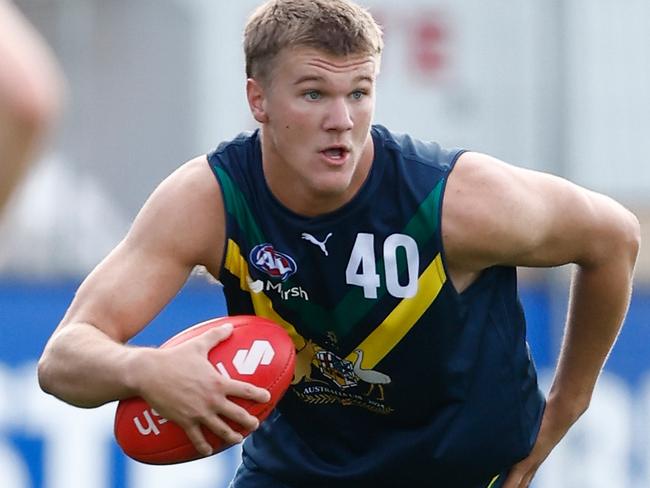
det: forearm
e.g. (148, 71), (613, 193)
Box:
(548, 248), (637, 420)
(38, 322), (150, 408)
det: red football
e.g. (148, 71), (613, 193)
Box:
(114, 315), (295, 464)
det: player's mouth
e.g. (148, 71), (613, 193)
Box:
(319, 145), (351, 165)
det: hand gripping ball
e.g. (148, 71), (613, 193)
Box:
(114, 315), (295, 464)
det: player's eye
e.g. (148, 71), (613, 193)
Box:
(350, 90), (367, 100)
(304, 90), (321, 101)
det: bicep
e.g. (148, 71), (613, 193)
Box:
(57, 157), (225, 342)
(443, 152), (637, 272)
(59, 238), (192, 343)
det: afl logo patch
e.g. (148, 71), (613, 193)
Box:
(250, 243), (297, 281)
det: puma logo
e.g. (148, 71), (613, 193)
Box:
(301, 232), (333, 256)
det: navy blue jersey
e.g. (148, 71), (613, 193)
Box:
(207, 125), (544, 488)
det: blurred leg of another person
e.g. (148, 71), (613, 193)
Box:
(0, 0), (64, 212)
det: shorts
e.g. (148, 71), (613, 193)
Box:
(228, 458), (291, 488)
(228, 459), (509, 488)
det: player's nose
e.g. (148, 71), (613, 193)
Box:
(324, 97), (353, 132)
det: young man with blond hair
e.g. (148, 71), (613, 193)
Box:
(38, 1), (640, 487)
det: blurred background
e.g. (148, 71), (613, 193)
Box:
(1, 0), (649, 486)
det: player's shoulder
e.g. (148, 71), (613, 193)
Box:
(173, 155), (217, 188)
(130, 155), (224, 244)
(373, 124), (463, 171)
(441, 151), (543, 278)
(151, 155), (222, 211)
(444, 151), (535, 226)
(122, 155), (225, 273)
(208, 130), (259, 165)
(448, 151), (516, 188)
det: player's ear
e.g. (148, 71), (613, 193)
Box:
(246, 78), (269, 124)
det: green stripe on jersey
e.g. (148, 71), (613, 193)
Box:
(216, 166), (264, 246)
(218, 165), (444, 338)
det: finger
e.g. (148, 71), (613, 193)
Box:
(184, 423), (213, 457)
(224, 378), (271, 403)
(202, 414), (244, 445)
(196, 323), (234, 353)
(218, 400), (260, 432)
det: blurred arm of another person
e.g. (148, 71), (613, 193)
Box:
(0, 0), (65, 212)
(443, 151), (641, 488)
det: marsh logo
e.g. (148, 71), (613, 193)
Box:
(246, 275), (309, 301)
(250, 243), (297, 281)
(246, 276), (264, 293)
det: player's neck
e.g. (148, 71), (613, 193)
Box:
(259, 130), (374, 217)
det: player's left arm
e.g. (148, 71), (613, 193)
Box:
(443, 151), (641, 488)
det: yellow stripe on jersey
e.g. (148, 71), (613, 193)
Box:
(486, 474), (500, 488)
(224, 239), (306, 349)
(346, 253), (446, 368)
(225, 238), (446, 366)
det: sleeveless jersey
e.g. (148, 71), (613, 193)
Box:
(207, 125), (545, 488)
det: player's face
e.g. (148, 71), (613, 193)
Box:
(248, 47), (378, 216)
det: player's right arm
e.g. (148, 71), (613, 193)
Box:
(38, 157), (270, 455)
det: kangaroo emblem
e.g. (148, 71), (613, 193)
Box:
(301, 232), (333, 256)
(292, 340), (316, 385)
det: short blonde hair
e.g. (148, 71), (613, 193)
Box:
(244, 0), (383, 84)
